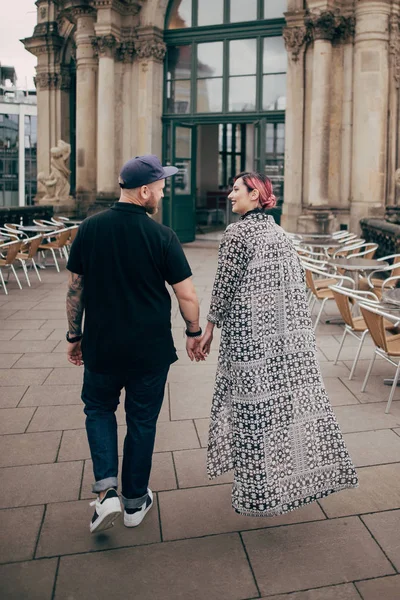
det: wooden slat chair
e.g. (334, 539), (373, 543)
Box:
(330, 285), (397, 380)
(303, 264), (354, 330)
(64, 225), (79, 255)
(0, 240), (23, 294)
(359, 255), (400, 297)
(3, 223), (29, 239)
(38, 228), (71, 272)
(16, 234), (44, 285)
(360, 303), (400, 413)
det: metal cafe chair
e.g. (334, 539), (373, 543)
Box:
(0, 239), (23, 294)
(37, 228), (71, 272)
(302, 263), (354, 330)
(330, 285), (397, 380)
(16, 234), (44, 285)
(359, 254), (400, 297)
(360, 302), (400, 413)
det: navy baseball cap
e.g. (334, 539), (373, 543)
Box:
(119, 155), (178, 189)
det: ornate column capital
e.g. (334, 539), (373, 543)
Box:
(389, 14), (400, 89)
(305, 10), (354, 42)
(134, 26), (166, 63)
(91, 34), (117, 58)
(283, 25), (310, 62)
(35, 72), (60, 91)
(117, 39), (136, 63)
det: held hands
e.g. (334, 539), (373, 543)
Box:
(185, 322), (214, 362)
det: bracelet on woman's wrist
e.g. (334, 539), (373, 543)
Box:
(185, 327), (202, 338)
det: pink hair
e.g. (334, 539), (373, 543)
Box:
(234, 172), (277, 209)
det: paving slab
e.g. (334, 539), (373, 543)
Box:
(320, 464), (400, 517)
(154, 420), (200, 452)
(343, 429), (400, 467)
(159, 484), (326, 541)
(242, 517), (394, 596)
(0, 431), (61, 467)
(13, 353), (75, 369)
(170, 380), (213, 420)
(319, 362), (350, 378)
(0, 385), (27, 408)
(80, 451), (177, 499)
(341, 369), (399, 404)
(0, 319), (46, 330)
(19, 384), (82, 407)
(0, 368), (52, 387)
(173, 448), (233, 488)
(54, 533), (258, 600)
(42, 367), (83, 385)
(333, 402), (400, 433)
(0, 407), (35, 434)
(0, 354), (22, 368)
(355, 575), (400, 600)
(58, 425), (128, 462)
(40, 319), (68, 330)
(0, 558), (57, 600)
(36, 497), (161, 558)
(27, 405), (86, 432)
(11, 329), (53, 341)
(194, 418), (209, 447)
(264, 583), (360, 600)
(323, 377), (359, 406)
(168, 364), (217, 383)
(0, 505), (44, 563)
(362, 510), (400, 570)
(9, 310), (67, 320)
(0, 329), (20, 340)
(0, 340), (58, 354)
(0, 461), (83, 508)
(0, 301), (41, 310)
(46, 328), (67, 341)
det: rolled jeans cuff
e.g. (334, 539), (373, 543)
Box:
(92, 477), (118, 494)
(121, 491), (148, 509)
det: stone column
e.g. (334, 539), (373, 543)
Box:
(74, 8), (97, 210)
(306, 11), (337, 208)
(22, 1), (64, 197)
(281, 11), (309, 231)
(92, 34), (117, 201)
(135, 27), (166, 158)
(351, 0), (391, 231)
(388, 5), (400, 206)
(118, 40), (136, 164)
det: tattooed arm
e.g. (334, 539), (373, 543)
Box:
(66, 272), (84, 365)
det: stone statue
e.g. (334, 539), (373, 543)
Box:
(37, 139), (73, 204)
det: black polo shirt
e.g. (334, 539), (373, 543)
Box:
(67, 202), (192, 374)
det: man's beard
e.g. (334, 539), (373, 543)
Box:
(144, 192), (159, 215)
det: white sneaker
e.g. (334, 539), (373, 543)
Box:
(89, 488), (122, 534)
(124, 489), (153, 527)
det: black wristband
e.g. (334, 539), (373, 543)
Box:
(185, 328), (202, 338)
(66, 331), (82, 343)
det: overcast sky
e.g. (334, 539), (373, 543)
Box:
(0, 0), (37, 88)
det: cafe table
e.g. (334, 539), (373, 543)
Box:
(328, 257), (389, 289)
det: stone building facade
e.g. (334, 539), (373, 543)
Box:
(22, 0), (400, 237)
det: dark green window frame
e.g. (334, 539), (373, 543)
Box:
(164, 2), (287, 119)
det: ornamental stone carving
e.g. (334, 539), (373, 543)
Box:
(37, 140), (73, 205)
(135, 40), (166, 62)
(35, 72), (59, 90)
(117, 40), (136, 63)
(283, 26), (309, 62)
(305, 10), (353, 42)
(389, 14), (400, 89)
(91, 34), (117, 58)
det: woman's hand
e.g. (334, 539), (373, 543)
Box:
(198, 322), (214, 359)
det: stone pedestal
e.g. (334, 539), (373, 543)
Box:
(297, 207), (336, 234)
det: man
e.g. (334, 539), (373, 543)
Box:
(66, 155), (202, 533)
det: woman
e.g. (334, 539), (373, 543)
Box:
(199, 172), (358, 517)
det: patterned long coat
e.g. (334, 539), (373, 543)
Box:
(207, 210), (358, 516)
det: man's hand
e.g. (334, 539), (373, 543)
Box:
(67, 340), (83, 366)
(186, 336), (205, 362)
(198, 324), (214, 359)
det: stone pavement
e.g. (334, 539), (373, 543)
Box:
(1, 245), (400, 600)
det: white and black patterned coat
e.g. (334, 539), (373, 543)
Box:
(207, 211), (358, 516)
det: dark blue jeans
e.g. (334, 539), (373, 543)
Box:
(82, 365), (169, 509)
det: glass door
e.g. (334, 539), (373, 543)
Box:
(254, 118), (285, 215)
(163, 122), (197, 243)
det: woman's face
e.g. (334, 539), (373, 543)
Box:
(228, 177), (259, 215)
